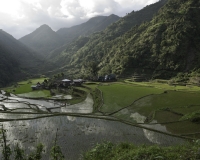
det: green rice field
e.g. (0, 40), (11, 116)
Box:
(84, 81), (200, 138)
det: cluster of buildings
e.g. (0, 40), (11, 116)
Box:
(31, 74), (117, 90)
(31, 79), (84, 90)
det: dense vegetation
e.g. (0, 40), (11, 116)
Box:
(83, 141), (200, 160)
(48, 14), (120, 60)
(48, 0), (168, 77)
(110, 0), (200, 78)
(2, 0), (200, 86)
(47, 0), (200, 80)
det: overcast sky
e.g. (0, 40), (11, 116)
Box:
(0, 0), (159, 39)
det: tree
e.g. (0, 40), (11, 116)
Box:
(84, 61), (100, 80)
(51, 129), (64, 160)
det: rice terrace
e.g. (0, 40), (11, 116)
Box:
(0, 77), (200, 159)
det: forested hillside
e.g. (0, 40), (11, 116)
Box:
(0, 29), (53, 87)
(0, 42), (21, 87)
(0, 29), (42, 70)
(2, 0), (199, 85)
(49, 0), (200, 79)
(49, 0), (168, 77)
(106, 0), (200, 78)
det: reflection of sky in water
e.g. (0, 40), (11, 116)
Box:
(0, 93), (185, 159)
(0, 116), (184, 160)
(2, 103), (30, 109)
(0, 113), (50, 119)
(52, 94), (93, 114)
(11, 109), (38, 113)
(9, 97), (60, 109)
(130, 112), (170, 144)
(52, 95), (72, 99)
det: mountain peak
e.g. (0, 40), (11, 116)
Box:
(109, 14), (120, 18)
(37, 24), (52, 32)
(19, 24), (64, 55)
(40, 24), (51, 28)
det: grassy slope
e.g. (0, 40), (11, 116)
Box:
(5, 78), (50, 98)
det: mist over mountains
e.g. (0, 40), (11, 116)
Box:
(1, 0), (200, 86)
(19, 14), (120, 56)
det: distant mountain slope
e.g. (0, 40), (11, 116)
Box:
(56, 14), (120, 43)
(0, 29), (52, 86)
(0, 29), (42, 70)
(0, 42), (21, 87)
(49, 0), (167, 75)
(19, 24), (65, 55)
(48, 14), (120, 59)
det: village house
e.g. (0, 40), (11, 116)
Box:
(31, 82), (43, 90)
(72, 79), (84, 86)
(61, 79), (71, 87)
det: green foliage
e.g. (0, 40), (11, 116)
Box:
(50, 129), (65, 160)
(49, 0), (200, 80)
(0, 126), (64, 160)
(14, 144), (26, 160)
(83, 61), (100, 79)
(27, 143), (44, 160)
(50, 0), (168, 78)
(50, 146), (64, 160)
(180, 110), (200, 122)
(84, 142), (114, 160)
(83, 141), (200, 160)
(1, 126), (12, 160)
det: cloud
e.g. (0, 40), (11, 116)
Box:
(0, 0), (159, 39)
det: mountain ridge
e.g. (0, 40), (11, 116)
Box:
(56, 14), (120, 40)
(19, 24), (64, 55)
(0, 29), (45, 86)
(48, 0), (168, 77)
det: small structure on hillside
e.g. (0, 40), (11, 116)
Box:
(72, 79), (84, 86)
(62, 79), (71, 87)
(97, 74), (117, 82)
(31, 82), (42, 90)
(104, 74), (116, 81)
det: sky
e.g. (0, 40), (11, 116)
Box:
(0, 0), (159, 39)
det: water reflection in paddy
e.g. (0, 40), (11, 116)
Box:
(0, 93), (185, 159)
(0, 116), (184, 160)
(117, 111), (175, 144)
(52, 94), (93, 113)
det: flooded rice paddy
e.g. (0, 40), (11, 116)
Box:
(0, 92), (185, 159)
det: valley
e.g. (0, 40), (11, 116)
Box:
(0, 77), (200, 159)
(0, 0), (200, 159)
